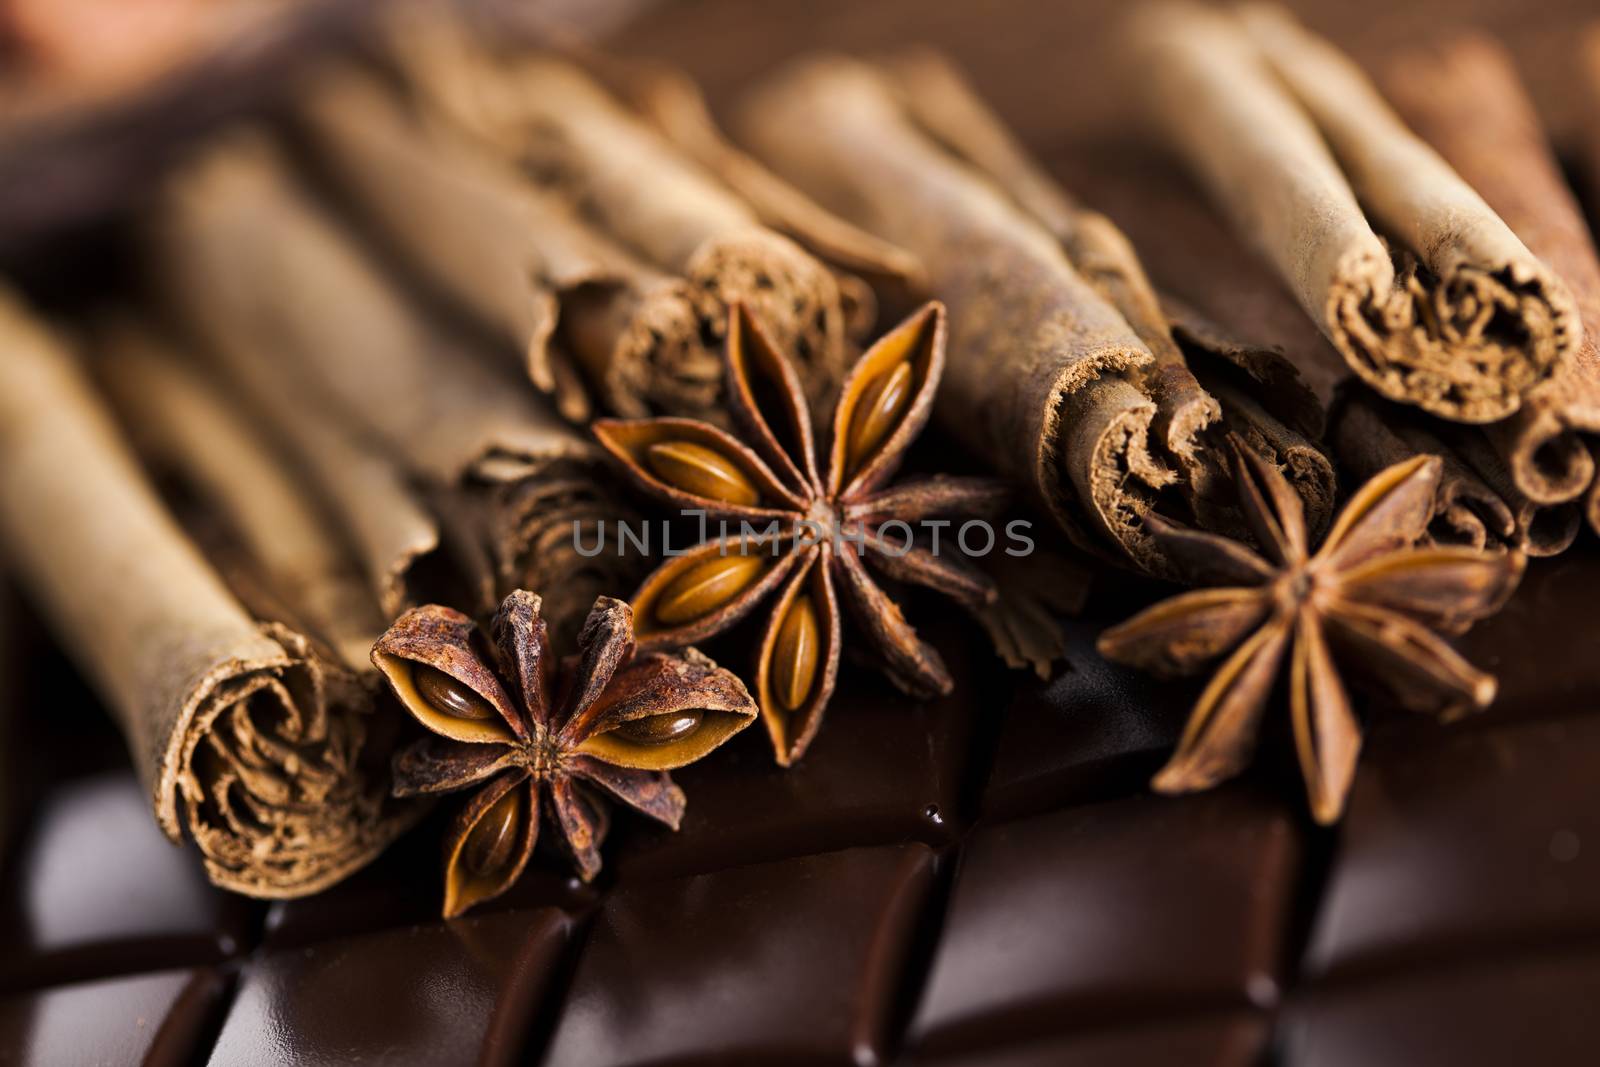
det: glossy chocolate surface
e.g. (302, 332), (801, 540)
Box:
(211, 910), (571, 1067)
(910, 787), (1299, 1055)
(1283, 952), (1600, 1067)
(545, 844), (936, 1065)
(7, 544), (1600, 1063)
(0, 969), (223, 1067)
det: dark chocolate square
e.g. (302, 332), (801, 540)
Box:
(542, 843), (937, 1066)
(906, 1011), (1267, 1067)
(1305, 712), (1600, 977)
(1449, 548), (1600, 730)
(0, 772), (256, 993)
(0, 968), (223, 1067)
(211, 908), (571, 1066)
(909, 786), (1301, 1055)
(1283, 950), (1600, 1067)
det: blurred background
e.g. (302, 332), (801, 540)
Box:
(2, 0), (1597, 269)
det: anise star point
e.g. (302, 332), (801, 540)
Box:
(1099, 437), (1524, 824)
(595, 301), (1009, 765)
(373, 591), (757, 917)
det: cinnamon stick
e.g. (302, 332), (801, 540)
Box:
(148, 132), (634, 642)
(617, 59), (925, 292)
(366, 12), (869, 421)
(1055, 134), (1548, 557)
(1380, 34), (1600, 508)
(739, 56), (1158, 568)
(1442, 425), (1580, 557)
(0, 291), (413, 897)
(295, 65), (709, 424)
(95, 321), (389, 672)
(1046, 135), (1352, 413)
(880, 50), (1335, 536)
(1332, 398), (1506, 551)
(736, 54), (1329, 576)
(880, 49), (1225, 517)
(133, 299), (442, 620)
(889, 49), (1337, 534)
(1125, 2), (1579, 425)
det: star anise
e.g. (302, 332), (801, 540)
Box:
(594, 302), (1009, 765)
(373, 591), (756, 916)
(1098, 438), (1525, 823)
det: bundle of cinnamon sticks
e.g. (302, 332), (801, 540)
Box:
(1124, 3), (1600, 556)
(292, 7), (914, 427)
(12, 0), (1600, 900)
(713, 49), (1332, 579)
(0, 293), (417, 897)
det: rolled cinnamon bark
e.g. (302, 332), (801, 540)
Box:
(737, 54), (1329, 575)
(877, 50), (1334, 536)
(130, 302), (442, 621)
(148, 133), (634, 642)
(1333, 396), (1517, 552)
(618, 59), (924, 293)
(1380, 34), (1600, 508)
(377, 14), (864, 419)
(1125, 2), (1579, 425)
(295, 65), (709, 425)
(1072, 88), (1545, 558)
(738, 55), (1161, 569)
(1051, 135), (1351, 411)
(1442, 425), (1581, 557)
(0, 292), (413, 897)
(95, 321), (389, 672)
(878, 49), (1223, 515)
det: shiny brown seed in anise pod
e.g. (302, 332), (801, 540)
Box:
(1098, 438), (1525, 824)
(373, 591), (756, 916)
(594, 301), (1010, 765)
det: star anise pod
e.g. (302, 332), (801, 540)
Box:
(1098, 438), (1525, 823)
(594, 302), (1009, 765)
(373, 591), (756, 916)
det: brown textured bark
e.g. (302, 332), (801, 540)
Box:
(1442, 428), (1581, 557)
(738, 55), (1162, 569)
(1381, 34), (1600, 508)
(1052, 137), (1350, 412)
(876, 50), (1333, 534)
(967, 545), (1093, 679)
(616, 58), (924, 292)
(147, 133), (635, 643)
(1333, 396), (1516, 552)
(878, 49), (1223, 516)
(375, 13), (864, 421)
(736, 53), (1329, 577)
(95, 321), (390, 672)
(295, 65), (709, 425)
(1126, 3), (1578, 425)
(1083, 146), (1521, 553)
(121, 303), (441, 622)
(0, 292), (414, 897)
